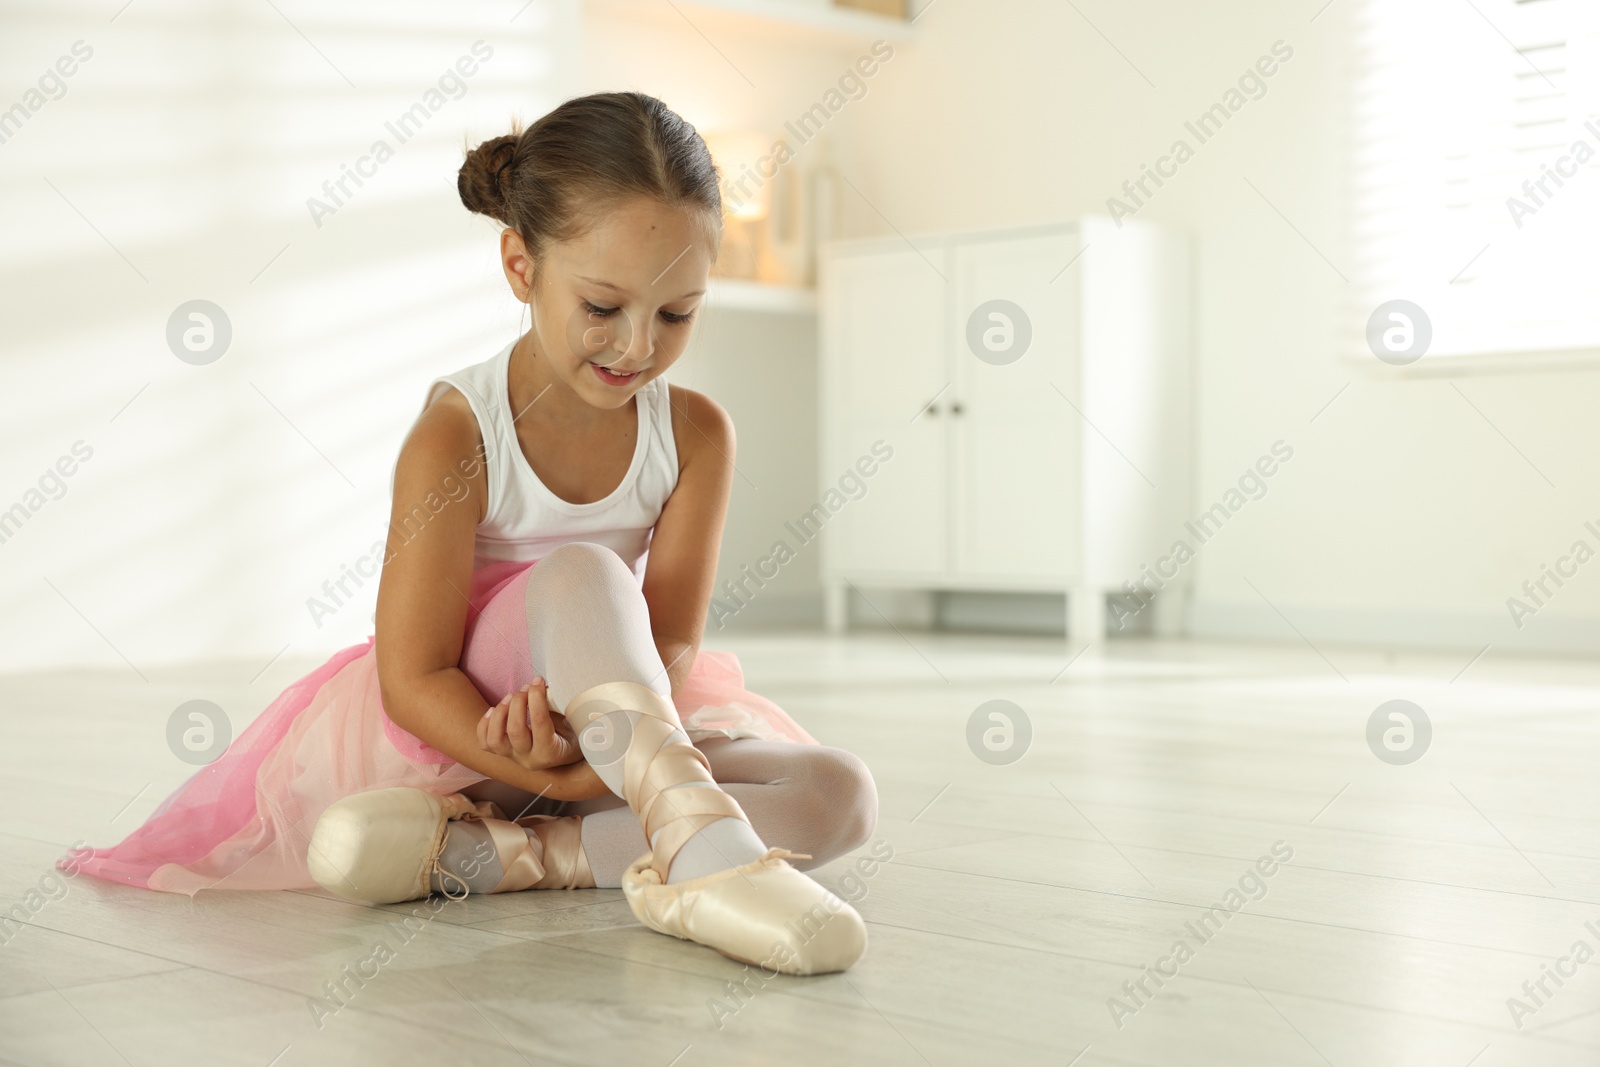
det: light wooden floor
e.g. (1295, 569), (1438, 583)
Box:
(1, 630), (1596, 1066)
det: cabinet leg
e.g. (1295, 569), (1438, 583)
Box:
(1068, 587), (1105, 645)
(1152, 585), (1188, 638)
(823, 582), (849, 634)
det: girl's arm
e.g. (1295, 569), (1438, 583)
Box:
(641, 386), (737, 696)
(373, 391), (611, 802)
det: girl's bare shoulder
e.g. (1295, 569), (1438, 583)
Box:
(393, 384), (489, 518)
(664, 382), (734, 469)
(404, 385), (483, 462)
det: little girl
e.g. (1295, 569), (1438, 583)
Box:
(65, 91), (877, 975)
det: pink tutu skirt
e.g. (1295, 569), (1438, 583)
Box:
(63, 557), (816, 896)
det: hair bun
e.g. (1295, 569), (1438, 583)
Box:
(458, 133), (520, 223)
(452, 95), (723, 261)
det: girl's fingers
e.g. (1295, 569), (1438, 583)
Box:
(506, 685), (532, 752)
(483, 694), (511, 755)
(550, 711), (578, 747)
(522, 679), (559, 760)
(524, 679), (552, 734)
(480, 683), (561, 765)
(479, 693), (508, 751)
(532, 686), (582, 767)
(540, 685), (581, 764)
(548, 712), (581, 763)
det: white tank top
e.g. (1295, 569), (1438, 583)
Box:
(416, 338), (679, 578)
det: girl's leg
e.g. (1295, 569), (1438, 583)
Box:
(444, 542), (787, 889)
(460, 546), (878, 885)
(504, 543), (868, 973)
(430, 780), (581, 895)
(576, 738), (878, 888)
(325, 542), (871, 969)
(516, 542), (771, 884)
(384, 538), (715, 898)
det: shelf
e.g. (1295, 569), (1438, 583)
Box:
(583, 0), (916, 48)
(705, 277), (817, 313)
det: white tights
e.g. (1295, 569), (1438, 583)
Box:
(464, 737), (878, 888)
(460, 542), (878, 888)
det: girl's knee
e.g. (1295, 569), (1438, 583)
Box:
(537, 542), (632, 585)
(528, 542), (645, 614)
(805, 747), (878, 857)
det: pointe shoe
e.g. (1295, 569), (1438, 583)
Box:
(562, 681), (751, 882)
(622, 846), (868, 975)
(563, 681), (868, 974)
(306, 787), (592, 903)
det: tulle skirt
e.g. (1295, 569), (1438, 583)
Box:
(62, 557), (816, 895)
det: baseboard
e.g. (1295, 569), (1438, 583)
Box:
(935, 590), (1069, 635)
(716, 588), (1158, 637)
(713, 587), (1600, 656)
(1189, 598), (1600, 656)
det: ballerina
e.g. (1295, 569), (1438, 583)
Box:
(65, 90), (877, 976)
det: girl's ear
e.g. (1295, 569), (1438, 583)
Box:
(500, 228), (538, 303)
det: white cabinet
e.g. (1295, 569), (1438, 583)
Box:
(823, 245), (949, 577)
(818, 217), (1191, 642)
(949, 231), (1081, 581)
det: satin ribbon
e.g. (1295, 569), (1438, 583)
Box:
(426, 795), (506, 900)
(564, 681), (752, 882)
(476, 816), (548, 894)
(517, 813), (594, 890)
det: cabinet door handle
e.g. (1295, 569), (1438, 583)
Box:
(921, 402), (940, 417)
(950, 401), (964, 415)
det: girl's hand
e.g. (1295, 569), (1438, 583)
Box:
(477, 679), (585, 772)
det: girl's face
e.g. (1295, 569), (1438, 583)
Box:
(504, 195), (716, 411)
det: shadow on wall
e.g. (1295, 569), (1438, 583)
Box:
(0, 3), (579, 673)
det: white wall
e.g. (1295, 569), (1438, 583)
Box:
(820, 0), (1600, 655)
(0, 0), (580, 673)
(9, 0), (1596, 673)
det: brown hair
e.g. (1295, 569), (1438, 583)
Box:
(457, 91), (723, 271)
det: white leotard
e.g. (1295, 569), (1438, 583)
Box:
(416, 338), (678, 578)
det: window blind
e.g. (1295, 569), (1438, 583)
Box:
(1349, 0), (1600, 361)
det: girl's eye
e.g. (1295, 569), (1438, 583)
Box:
(582, 300), (694, 325)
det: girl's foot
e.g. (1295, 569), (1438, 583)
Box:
(307, 787), (592, 903)
(563, 681), (867, 974)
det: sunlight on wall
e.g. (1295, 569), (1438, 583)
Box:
(0, 0), (580, 673)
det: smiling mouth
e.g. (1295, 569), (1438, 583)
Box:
(591, 362), (642, 385)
